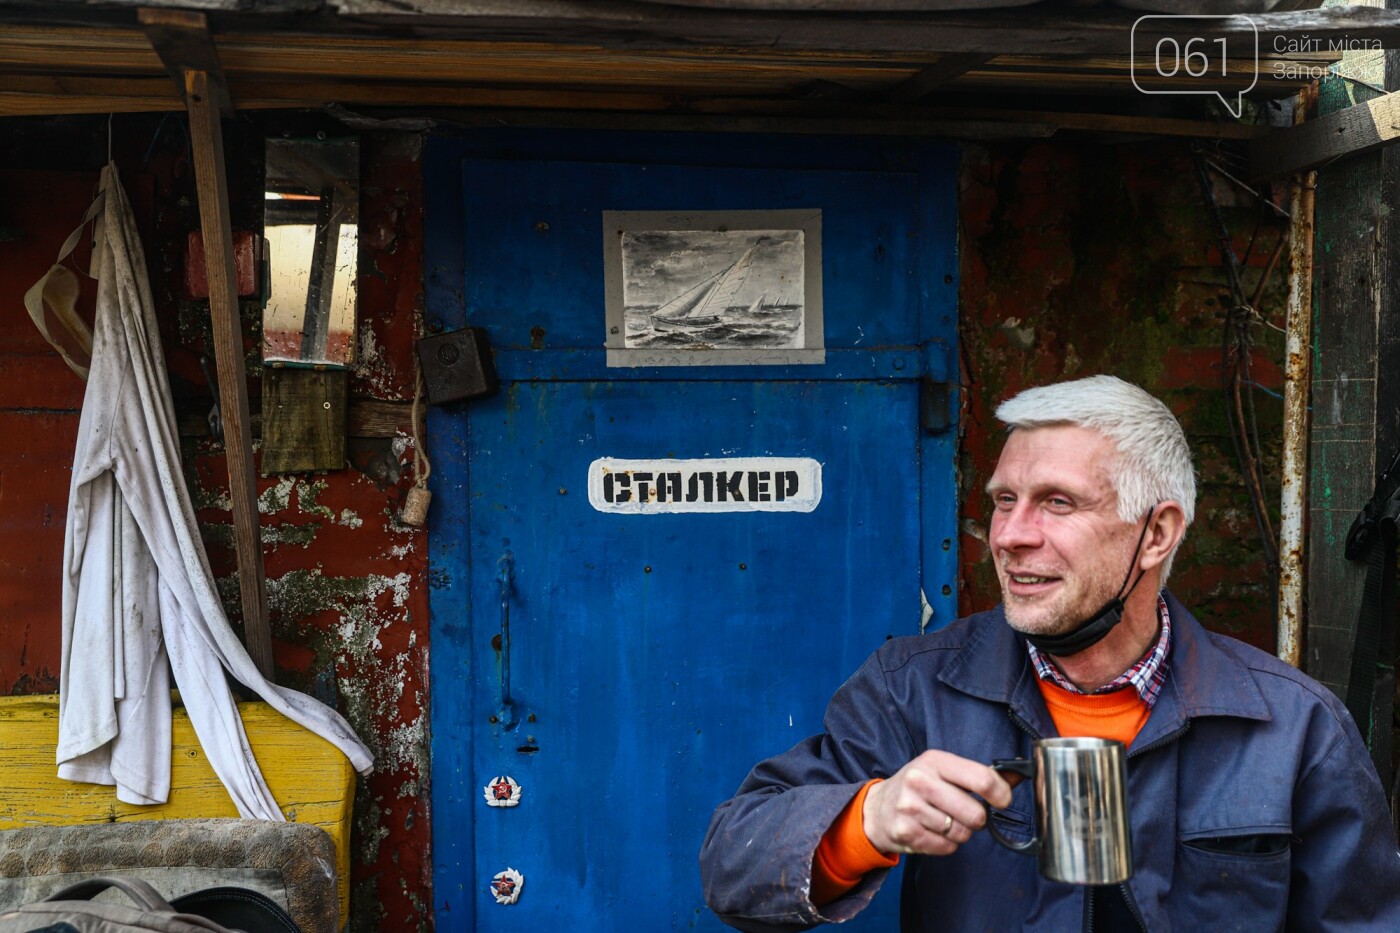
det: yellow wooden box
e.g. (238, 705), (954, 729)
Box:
(0, 695), (355, 926)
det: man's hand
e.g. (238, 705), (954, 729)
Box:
(862, 750), (1015, 856)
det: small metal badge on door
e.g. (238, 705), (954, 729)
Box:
(483, 775), (522, 807)
(490, 867), (524, 905)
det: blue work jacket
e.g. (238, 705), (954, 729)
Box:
(700, 592), (1400, 931)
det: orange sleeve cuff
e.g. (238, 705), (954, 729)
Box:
(810, 779), (901, 906)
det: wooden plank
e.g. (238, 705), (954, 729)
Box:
(0, 95), (172, 117)
(373, 106), (1057, 138)
(0, 696), (355, 925)
(281, 3), (1400, 56)
(329, 101), (1256, 141)
(0, 23), (1332, 109)
(0, 23), (1336, 81)
(349, 397), (412, 437)
(0, 68), (1262, 139)
(184, 68), (274, 681)
(1250, 89), (1400, 180)
(3, 5), (1394, 59)
(178, 397), (412, 439)
(261, 368), (348, 475)
(213, 35), (917, 86)
(1305, 65), (1398, 792)
(0, 25), (165, 73)
(0, 72), (1311, 122)
(0, 74), (181, 116)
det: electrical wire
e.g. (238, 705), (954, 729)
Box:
(412, 362), (431, 489)
(1192, 148), (1282, 598)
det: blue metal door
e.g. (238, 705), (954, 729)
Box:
(426, 131), (958, 931)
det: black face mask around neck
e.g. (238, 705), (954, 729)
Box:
(1020, 505), (1158, 659)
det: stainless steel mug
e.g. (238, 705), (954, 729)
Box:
(987, 737), (1132, 885)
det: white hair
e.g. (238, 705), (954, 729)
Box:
(994, 375), (1196, 582)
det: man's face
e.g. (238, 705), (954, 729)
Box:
(986, 425), (1140, 637)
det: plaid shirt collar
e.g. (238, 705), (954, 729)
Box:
(1027, 594), (1172, 708)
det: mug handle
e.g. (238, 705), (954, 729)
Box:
(986, 758), (1039, 854)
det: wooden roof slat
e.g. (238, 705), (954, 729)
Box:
(0, 26), (164, 72)
(2, 0), (1394, 56)
(298, 2), (1400, 56)
(0, 12), (1356, 124)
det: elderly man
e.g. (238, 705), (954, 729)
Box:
(700, 375), (1400, 932)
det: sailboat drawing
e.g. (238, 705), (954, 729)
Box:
(650, 244), (758, 332)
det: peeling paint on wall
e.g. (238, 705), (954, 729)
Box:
(2, 121), (433, 931)
(188, 131), (432, 932)
(958, 141), (1288, 651)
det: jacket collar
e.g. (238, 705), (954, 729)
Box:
(938, 590), (1272, 742)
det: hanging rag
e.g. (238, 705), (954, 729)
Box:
(22, 190), (101, 380)
(56, 162), (373, 819)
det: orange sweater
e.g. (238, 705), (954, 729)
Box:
(810, 679), (1150, 906)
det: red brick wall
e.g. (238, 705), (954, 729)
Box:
(957, 140), (1288, 652)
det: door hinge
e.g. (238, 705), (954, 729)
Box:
(921, 378), (955, 434)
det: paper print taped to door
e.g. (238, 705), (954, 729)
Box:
(588, 457), (822, 514)
(603, 210), (824, 368)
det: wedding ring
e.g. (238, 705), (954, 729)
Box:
(940, 813), (954, 836)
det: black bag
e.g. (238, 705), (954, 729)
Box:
(172, 887), (301, 933)
(0, 876), (236, 932)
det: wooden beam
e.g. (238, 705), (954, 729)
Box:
(0, 5), (1391, 62)
(421, 105), (1263, 140)
(136, 8), (270, 676)
(296, 3), (1400, 57)
(888, 53), (991, 102)
(0, 67), (1265, 140)
(1250, 89), (1400, 180)
(913, 106), (1268, 140)
(403, 106), (1058, 139)
(183, 67), (274, 680)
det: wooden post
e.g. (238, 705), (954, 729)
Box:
(1307, 45), (1397, 789)
(182, 69), (274, 680)
(139, 8), (273, 679)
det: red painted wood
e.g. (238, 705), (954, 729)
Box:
(0, 411), (78, 693)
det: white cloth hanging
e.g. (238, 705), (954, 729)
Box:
(57, 162), (373, 819)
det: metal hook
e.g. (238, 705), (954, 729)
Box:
(199, 354), (223, 441)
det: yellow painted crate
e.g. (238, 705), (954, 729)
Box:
(0, 695), (355, 926)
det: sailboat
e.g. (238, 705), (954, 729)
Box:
(650, 245), (757, 332)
